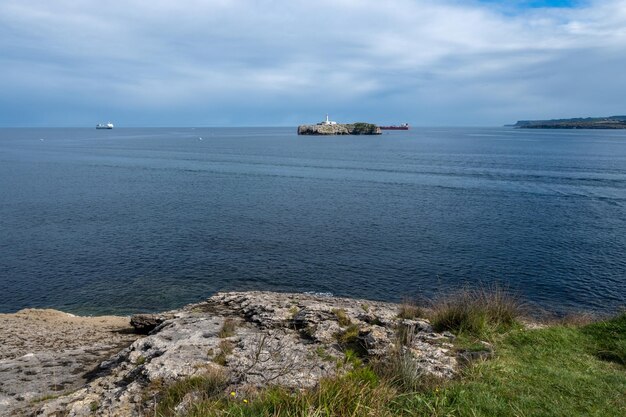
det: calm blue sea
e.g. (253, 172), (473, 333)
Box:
(1, 127), (625, 315)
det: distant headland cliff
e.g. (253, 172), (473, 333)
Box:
(514, 115), (626, 129)
(298, 114), (382, 135)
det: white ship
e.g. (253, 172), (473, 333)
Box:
(96, 122), (114, 129)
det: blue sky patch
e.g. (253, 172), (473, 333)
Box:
(479, 0), (581, 8)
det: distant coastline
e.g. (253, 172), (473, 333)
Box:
(513, 115), (626, 129)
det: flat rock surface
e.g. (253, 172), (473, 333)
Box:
(2, 292), (459, 417)
(0, 309), (139, 416)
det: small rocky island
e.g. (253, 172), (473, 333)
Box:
(298, 114), (382, 135)
(514, 115), (626, 129)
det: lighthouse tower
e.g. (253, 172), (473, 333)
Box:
(323, 114), (337, 125)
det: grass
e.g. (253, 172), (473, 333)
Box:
(213, 340), (235, 366)
(397, 300), (423, 320)
(332, 308), (352, 326)
(582, 312), (626, 365)
(335, 324), (359, 345)
(288, 305), (299, 318)
(428, 286), (523, 338)
(412, 313), (626, 417)
(219, 318), (237, 338)
(154, 368), (229, 417)
(151, 288), (626, 417)
(334, 324), (369, 358)
(315, 346), (335, 362)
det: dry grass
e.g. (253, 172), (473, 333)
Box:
(218, 318), (237, 338)
(154, 367), (228, 417)
(213, 340), (235, 366)
(332, 308), (352, 326)
(429, 285), (523, 337)
(397, 299), (424, 320)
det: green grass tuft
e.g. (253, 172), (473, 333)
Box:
(332, 308), (352, 326)
(154, 369), (228, 417)
(429, 286), (523, 337)
(336, 324), (359, 345)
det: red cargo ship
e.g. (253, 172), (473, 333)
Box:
(379, 123), (409, 130)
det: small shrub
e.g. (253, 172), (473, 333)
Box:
(219, 318), (237, 338)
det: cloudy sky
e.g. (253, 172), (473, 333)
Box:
(1, 0), (625, 127)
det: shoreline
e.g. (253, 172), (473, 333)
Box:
(0, 291), (457, 416)
(1, 291), (623, 416)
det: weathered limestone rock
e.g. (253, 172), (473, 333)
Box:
(0, 309), (139, 417)
(7, 292), (462, 416)
(130, 313), (171, 334)
(297, 123), (382, 135)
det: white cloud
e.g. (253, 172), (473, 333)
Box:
(1, 0), (626, 125)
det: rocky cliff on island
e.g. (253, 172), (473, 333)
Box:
(1, 291), (463, 417)
(298, 123), (382, 135)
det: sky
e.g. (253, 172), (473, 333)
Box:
(1, 0), (625, 127)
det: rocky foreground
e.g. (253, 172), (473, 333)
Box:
(1, 292), (463, 416)
(0, 309), (139, 416)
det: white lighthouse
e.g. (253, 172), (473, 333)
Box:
(321, 114), (337, 125)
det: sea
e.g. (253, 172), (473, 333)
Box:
(1, 127), (625, 315)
